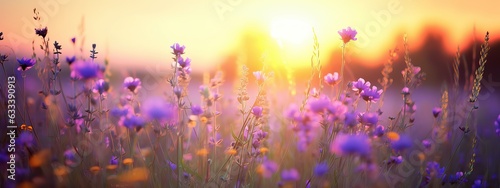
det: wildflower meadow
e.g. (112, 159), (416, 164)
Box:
(1, 4), (500, 188)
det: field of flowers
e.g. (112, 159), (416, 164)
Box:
(1, 8), (500, 188)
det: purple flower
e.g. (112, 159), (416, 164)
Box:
(281, 168), (300, 182)
(391, 135), (412, 151)
(142, 97), (176, 124)
(258, 160), (278, 178)
(72, 60), (102, 80)
(178, 57), (191, 68)
(307, 96), (330, 113)
(123, 77), (141, 93)
(387, 155), (403, 165)
(338, 27), (357, 44)
(472, 179), (482, 188)
(324, 72), (339, 86)
(18, 132), (34, 147)
(443, 171), (464, 184)
(373, 125), (385, 137)
(109, 156), (118, 165)
(314, 162), (328, 176)
(252, 106), (263, 118)
(121, 114), (145, 131)
(66, 56), (76, 65)
(191, 105), (203, 116)
(330, 134), (371, 157)
(171, 43), (185, 56)
(168, 160), (177, 171)
(426, 161), (445, 178)
(71, 37), (76, 44)
(422, 139), (431, 149)
(327, 101), (348, 122)
(35, 27), (48, 38)
(359, 112), (379, 126)
(253, 71), (265, 84)
(432, 107), (442, 118)
(352, 78), (371, 93)
(344, 111), (358, 128)
(17, 57), (36, 71)
(93, 79), (109, 95)
(360, 86), (383, 103)
(495, 114), (500, 136)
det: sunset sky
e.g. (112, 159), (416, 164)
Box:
(1, 0), (499, 71)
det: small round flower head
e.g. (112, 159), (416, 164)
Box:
(257, 160), (278, 178)
(66, 56), (76, 65)
(390, 134), (412, 151)
(359, 112), (379, 126)
(344, 111), (358, 128)
(387, 155), (403, 165)
(35, 27), (48, 38)
(324, 72), (340, 86)
(360, 86), (383, 103)
(472, 179), (482, 188)
(71, 37), (76, 44)
(352, 78), (371, 93)
(171, 43), (185, 56)
(495, 114), (500, 136)
(93, 79), (110, 95)
(72, 60), (102, 80)
(330, 134), (371, 157)
(142, 97), (176, 124)
(253, 71), (265, 84)
(191, 105), (204, 116)
(252, 106), (264, 118)
(123, 77), (141, 93)
(18, 132), (34, 147)
(327, 101), (348, 122)
(307, 96), (330, 114)
(314, 162), (328, 176)
(178, 57), (191, 68)
(432, 107), (442, 118)
(17, 57), (36, 71)
(121, 115), (145, 131)
(422, 139), (431, 149)
(281, 168), (300, 182)
(373, 125), (385, 137)
(338, 27), (357, 44)
(401, 87), (410, 95)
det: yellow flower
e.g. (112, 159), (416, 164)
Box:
(123, 158), (134, 165)
(90, 166), (101, 174)
(386, 131), (400, 141)
(196, 148), (209, 156)
(200, 117), (208, 124)
(188, 120), (197, 128)
(226, 149), (237, 155)
(259, 147), (269, 154)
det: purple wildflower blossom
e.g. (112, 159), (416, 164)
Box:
(432, 107), (442, 118)
(401, 87), (410, 95)
(171, 43), (185, 56)
(374, 125), (385, 137)
(191, 105), (204, 116)
(391, 135), (412, 151)
(308, 96), (330, 114)
(387, 155), (403, 165)
(472, 179), (482, 188)
(259, 160), (278, 178)
(344, 111), (358, 128)
(330, 134), (371, 157)
(360, 86), (383, 103)
(18, 132), (34, 147)
(71, 37), (76, 44)
(66, 56), (76, 65)
(324, 72), (340, 86)
(123, 77), (141, 93)
(17, 57), (36, 71)
(281, 168), (300, 182)
(35, 27), (48, 38)
(142, 97), (176, 124)
(121, 114), (145, 131)
(314, 162), (329, 176)
(327, 101), (348, 122)
(178, 56), (191, 68)
(338, 27), (357, 44)
(495, 114), (500, 136)
(359, 112), (379, 126)
(110, 156), (118, 165)
(422, 139), (432, 149)
(93, 79), (110, 95)
(72, 60), (102, 80)
(168, 160), (177, 171)
(352, 78), (371, 93)
(252, 106), (264, 118)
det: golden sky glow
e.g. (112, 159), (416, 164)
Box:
(1, 0), (500, 71)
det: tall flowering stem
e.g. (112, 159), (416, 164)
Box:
(337, 27), (357, 99)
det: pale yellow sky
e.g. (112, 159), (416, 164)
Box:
(1, 0), (499, 71)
